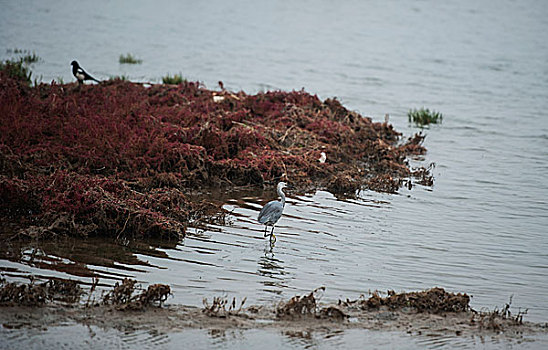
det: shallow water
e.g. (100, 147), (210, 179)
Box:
(2, 324), (547, 350)
(1, 0), (548, 347)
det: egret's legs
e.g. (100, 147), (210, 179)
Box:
(269, 226), (276, 243)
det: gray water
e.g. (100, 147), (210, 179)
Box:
(1, 0), (548, 348)
(2, 324), (547, 350)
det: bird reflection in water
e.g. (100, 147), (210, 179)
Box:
(257, 248), (287, 292)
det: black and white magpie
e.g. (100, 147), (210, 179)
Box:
(71, 60), (100, 84)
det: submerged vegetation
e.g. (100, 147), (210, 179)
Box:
(162, 73), (185, 84)
(408, 107), (443, 126)
(0, 63), (430, 239)
(119, 53), (142, 64)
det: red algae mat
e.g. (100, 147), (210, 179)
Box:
(0, 71), (429, 239)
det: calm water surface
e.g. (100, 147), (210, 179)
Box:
(2, 325), (547, 350)
(1, 0), (548, 348)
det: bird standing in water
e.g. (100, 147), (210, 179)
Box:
(257, 182), (288, 243)
(71, 60), (100, 84)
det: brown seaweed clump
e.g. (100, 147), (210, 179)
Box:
(276, 287), (324, 318)
(101, 278), (171, 311)
(0, 277), (83, 306)
(342, 287), (470, 314)
(202, 295), (247, 318)
(0, 277), (168, 310)
(0, 68), (429, 239)
(275, 286), (347, 320)
(1, 280), (532, 334)
(275, 288), (469, 320)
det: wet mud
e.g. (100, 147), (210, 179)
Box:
(0, 279), (545, 339)
(1, 70), (430, 240)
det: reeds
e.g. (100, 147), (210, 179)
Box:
(0, 58), (32, 85)
(119, 53), (142, 64)
(6, 48), (41, 64)
(408, 107), (443, 126)
(162, 73), (185, 84)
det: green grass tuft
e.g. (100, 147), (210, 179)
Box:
(408, 108), (443, 126)
(162, 73), (186, 85)
(119, 53), (143, 64)
(7, 48), (26, 54)
(21, 52), (41, 64)
(108, 75), (130, 81)
(0, 58), (32, 86)
(6, 49), (41, 64)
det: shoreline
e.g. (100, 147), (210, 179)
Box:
(1, 301), (546, 339)
(1, 279), (545, 339)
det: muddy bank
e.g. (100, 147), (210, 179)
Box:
(0, 67), (430, 240)
(0, 284), (545, 340)
(0, 279), (543, 336)
(3, 304), (543, 338)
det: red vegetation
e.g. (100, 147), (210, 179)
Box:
(0, 70), (427, 239)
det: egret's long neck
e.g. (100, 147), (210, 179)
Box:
(278, 186), (286, 207)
